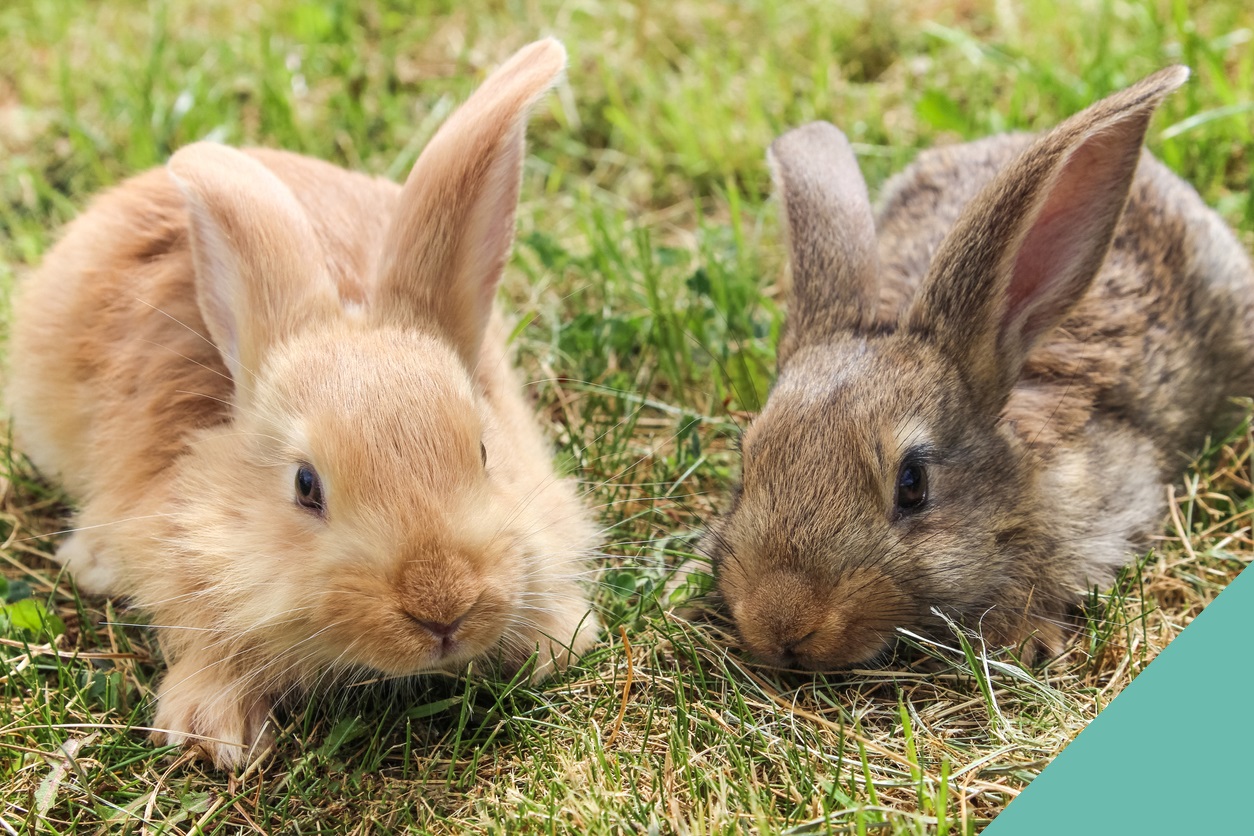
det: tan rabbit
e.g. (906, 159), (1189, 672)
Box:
(7, 38), (599, 768)
(705, 67), (1254, 669)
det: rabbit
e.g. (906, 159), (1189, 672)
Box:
(6, 38), (600, 768)
(703, 65), (1254, 670)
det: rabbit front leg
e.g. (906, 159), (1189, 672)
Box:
(511, 577), (600, 682)
(51, 495), (167, 596)
(53, 527), (120, 595)
(152, 644), (276, 769)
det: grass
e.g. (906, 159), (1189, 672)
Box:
(1, 0), (1252, 832)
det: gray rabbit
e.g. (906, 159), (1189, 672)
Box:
(704, 67), (1254, 668)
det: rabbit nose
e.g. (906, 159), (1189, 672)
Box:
(414, 614), (466, 640)
(774, 629), (818, 667)
(780, 629), (818, 657)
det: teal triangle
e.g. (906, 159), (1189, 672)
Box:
(984, 564), (1253, 834)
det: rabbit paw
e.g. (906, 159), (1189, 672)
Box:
(152, 657), (274, 769)
(516, 597), (600, 682)
(53, 530), (118, 594)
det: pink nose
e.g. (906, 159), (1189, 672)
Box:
(414, 616), (464, 640)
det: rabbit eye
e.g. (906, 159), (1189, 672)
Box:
(295, 464), (326, 515)
(480, 441), (487, 467)
(895, 461), (928, 513)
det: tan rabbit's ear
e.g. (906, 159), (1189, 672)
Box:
(373, 38), (566, 370)
(906, 66), (1189, 411)
(169, 143), (340, 404)
(768, 122), (880, 363)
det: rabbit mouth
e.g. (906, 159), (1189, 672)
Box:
(312, 589), (510, 676)
(356, 622), (500, 676)
(728, 567), (914, 670)
(405, 610), (472, 657)
(745, 628), (895, 672)
(399, 597), (511, 672)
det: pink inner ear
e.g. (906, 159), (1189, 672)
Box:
(462, 133), (524, 337)
(185, 196), (245, 376)
(1003, 131), (1132, 344)
(1005, 199), (1082, 327)
(373, 99), (534, 370)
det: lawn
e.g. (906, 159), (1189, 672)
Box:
(1, 0), (1252, 833)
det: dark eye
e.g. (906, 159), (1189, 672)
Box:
(295, 464), (325, 515)
(895, 460), (928, 514)
(480, 441), (487, 467)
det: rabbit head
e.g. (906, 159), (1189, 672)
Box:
(707, 67), (1189, 669)
(157, 39), (590, 683)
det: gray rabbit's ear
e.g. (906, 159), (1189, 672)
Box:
(768, 122), (880, 363)
(907, 66), (1189, 411)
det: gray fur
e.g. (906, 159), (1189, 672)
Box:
(768, 122), (881, 359)
(706, 66), (1254, 668)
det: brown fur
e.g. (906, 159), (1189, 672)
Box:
(7, 39), (600, 768)
(707, 67), (1254, 669)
